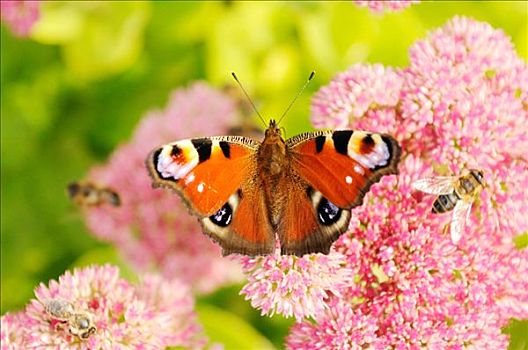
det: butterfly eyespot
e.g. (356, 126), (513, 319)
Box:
(317, 197), (342, 225)
(209, 202), (233, 227)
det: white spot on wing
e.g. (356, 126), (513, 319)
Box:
(345, 176), (353, 184)
(185, 172), (196, 185)
(197, 183), (205, 193)
(354, 165), (364, 175)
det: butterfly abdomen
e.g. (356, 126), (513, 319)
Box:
(432, 192), (459, 213)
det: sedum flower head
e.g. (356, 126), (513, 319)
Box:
(400, 16), (528, 244)
(312, 16), (528, 245)
(286, 156), (527, 349)
(0, 0), (40, 37)
(294, 16), (528, 348)
(1, 311), (30, 349)
(311, 64), (403, 131)
(238, 251), (354, 321)
(1, 264), (206, 349)
(82, 83), (244, 293)
(354, 0), (419, 13)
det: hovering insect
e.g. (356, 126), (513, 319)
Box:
(67, 181), (121, 207)
(412, 169), (485, 243)
(43, 298), (97, 340)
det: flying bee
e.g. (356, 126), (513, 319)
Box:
(412, 169), (485, 243)
(43, 298), (97, 340)
(67, 181), (121, 207)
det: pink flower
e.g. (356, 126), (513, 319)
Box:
(0, 0), (40, 37)
(354, 0), (419, 13)
(238, 250), (353, 321)
(287, 301), (387, 350)
(399, 16), (528, 243)
(1, 311), (29, 349)
(311, 64), (403, 131)
(290, 18), (528, 347)
(82, 83), (244, 293)
(286, 156), (526, 348)
(1, 264), (206, 349)
(313, 16), (528, 245)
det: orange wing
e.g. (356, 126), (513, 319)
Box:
(277, 175), (351, 255)
(276, 130), (401, 255)
(146, 136), (274, 255)
(287, 130), (401, 209)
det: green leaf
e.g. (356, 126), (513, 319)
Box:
(196, 304), (276, 350)
(513, 232), (528, 250)
(504, 319), (528, 350)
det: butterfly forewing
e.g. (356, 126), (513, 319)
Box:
(287, 130), (401, 209)
(147, 136), (258, 215)
(147, 136), (275, 255)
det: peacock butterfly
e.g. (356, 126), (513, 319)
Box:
(146, 74), (402, 256)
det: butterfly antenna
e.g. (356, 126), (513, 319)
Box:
(277, 71), (315, 126)
(231, 72), (267, 128)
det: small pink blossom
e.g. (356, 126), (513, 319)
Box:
(311, 64), (403, 131)
(1, 311), (29, 349)
(354, 0), (419, 13)
(1, 264), (206, 349)
(238, 250), (353, 321)
(0, 0), (40, 37)
(82, 83), (244, 293)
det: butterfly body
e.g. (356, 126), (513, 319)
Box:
(147, 120), (401, 256)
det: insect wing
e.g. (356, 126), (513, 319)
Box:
(450, 200), (473, 243)
(412, 176), (456, 195)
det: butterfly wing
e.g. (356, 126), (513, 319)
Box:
(279, 130), (401, 255)
(412, 177), (456, 195)
(147, 136), (275, 255)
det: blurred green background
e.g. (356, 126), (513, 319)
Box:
(1, 1), (526, 348)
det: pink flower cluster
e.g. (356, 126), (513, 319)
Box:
(238, 251), (353, 321)
(0, 264), (206, 349)
(242, 16), (527, 348)
(0, 0), (40, 37)
(287, 156), (527, 348)
(312, 16), (528, 246)
(354, 0), (419, 13)
(83, 83), (244, 294)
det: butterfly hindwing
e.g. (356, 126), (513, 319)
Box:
(147, 136), (275, 255)
(277, 178), (351, 255)
(201, 185), (274, 256)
